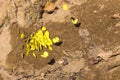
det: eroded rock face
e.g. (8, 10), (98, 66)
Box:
(0, 0), (9, 27)
(0, 26), (12, 66)
(14, 0), (46, 27)
(0, 0), (47, 28)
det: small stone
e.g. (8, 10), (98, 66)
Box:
(44, 1), (56, 13)
(93, 10), (97, 13)
(58, 60), (64, 64)
(115, 22), (120, 27)
(41, 73), (45, 77)
(112, 13), (120, 19)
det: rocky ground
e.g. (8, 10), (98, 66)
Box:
(0, 0), (120, 80)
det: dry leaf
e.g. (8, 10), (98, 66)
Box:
(44, 1), (56, 13)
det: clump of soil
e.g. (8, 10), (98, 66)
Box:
(7, 21), (82, 69)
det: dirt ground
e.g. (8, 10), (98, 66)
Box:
(0, 0), (120, 80)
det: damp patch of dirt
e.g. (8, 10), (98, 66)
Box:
(7, 21), (82, 69)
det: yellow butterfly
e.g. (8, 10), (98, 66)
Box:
(41, 51), (49, 58)
(20, 33), (25, 39)
(62, 3), (68, 10)
(32, 52), (37, 58)
(41, 26), (46, 31)
(52, 37), (60, 43)
(71, 18), (78, 25)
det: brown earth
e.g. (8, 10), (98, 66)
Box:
(0, 0), (120, 80)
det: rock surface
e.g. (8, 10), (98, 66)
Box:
(0, 0), (120, 80)
(63, 58), (85, 73)
(0, 26), (12, 66)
